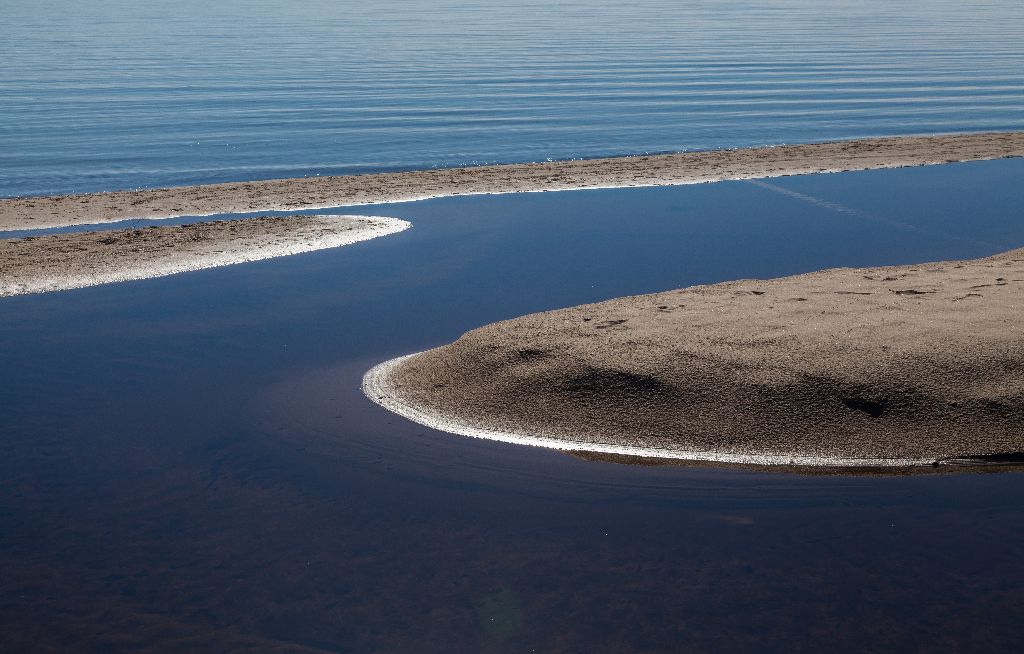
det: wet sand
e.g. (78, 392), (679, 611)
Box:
(2, 131), (1023, 231)
(0, 215), (409, 297)
(364, 248), (1024, 470)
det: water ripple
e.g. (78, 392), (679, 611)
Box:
(1, 0), (1022, 196)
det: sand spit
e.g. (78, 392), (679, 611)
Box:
(3, 132), (1023, 231)
(364, 249), (1024, 470)
(0, 214), (409, 298)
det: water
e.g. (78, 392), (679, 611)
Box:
(2, 0), (1024, 197)
(3, 2), (1023, 648)
(2, 161), (1023, 651)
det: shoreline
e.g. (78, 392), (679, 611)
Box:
(3, 131), (1023, 231)
(362, 354), (934, 470)
(0, 214), (409, 298)
(363, 248), (1024, 471)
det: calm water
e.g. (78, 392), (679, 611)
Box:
(1, 161), (1023, 651)
(4, 2), (1024, 650)
(2, 0), (1024, 197)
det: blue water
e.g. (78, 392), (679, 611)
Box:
(2, 0), (1023, 197)
(4, 2), (1024, 649)
(2, 161), (1023, 651)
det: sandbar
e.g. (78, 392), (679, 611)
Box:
(0, 215), (409, 297)
(2, 131), (1023, 231)
(364, 248), (1024, 470)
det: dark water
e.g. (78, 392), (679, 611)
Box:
(3, 0), (1024, 197)
(2, 161), (1023, 651)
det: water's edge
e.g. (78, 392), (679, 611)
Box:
(4, 132), (1022, 231)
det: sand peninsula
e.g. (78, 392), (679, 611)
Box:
(2, 132), (1023, 231)
(0, 215), (409, 298)
(364, 248), (1024, 470)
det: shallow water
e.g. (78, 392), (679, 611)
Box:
(2, 0), (1023, 197)
(1, 161), (1023, 651)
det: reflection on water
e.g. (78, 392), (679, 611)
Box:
(1, 161), (1023, 651)
(2, 0), (1023, 196)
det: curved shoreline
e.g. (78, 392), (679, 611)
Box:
(0, 214), (409, 298)
(362, 354), (935, 469)
(363, 248), (1024, 471)
(3, 131), (1023, 231)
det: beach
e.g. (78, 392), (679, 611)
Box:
(4, 132), (1024, 462)
(2, 132), (1022, 231)
(365, 246), (1024, 470)
(0, 215), (409, 297)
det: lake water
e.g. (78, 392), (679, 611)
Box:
(2, 160), (1023, 651)
(2, 0), (1024, 197)
(3, 1), (1024, 649)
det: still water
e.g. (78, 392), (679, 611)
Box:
(2, 0), (1024, 197)
(1, 160), (1023, 651)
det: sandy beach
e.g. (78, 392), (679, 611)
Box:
(2, 132), (1022, 231)
(0, 214), (409, 297)
(364, 247), (1024, 470)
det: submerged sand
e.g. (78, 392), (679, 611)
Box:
(2, 132), (1023, 231)
(0, 214), (409, 297)
(364, 248), (1024, 470)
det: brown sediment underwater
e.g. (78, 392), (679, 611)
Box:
(363, 248), (1024, 471)
(0, 214), (409, 298)
(2, 131), (1023, 231)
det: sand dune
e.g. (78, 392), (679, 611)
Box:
(0, 215), (409, 298)
(364, 248), (1024, 470)
(2, 132), (1022, 231)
